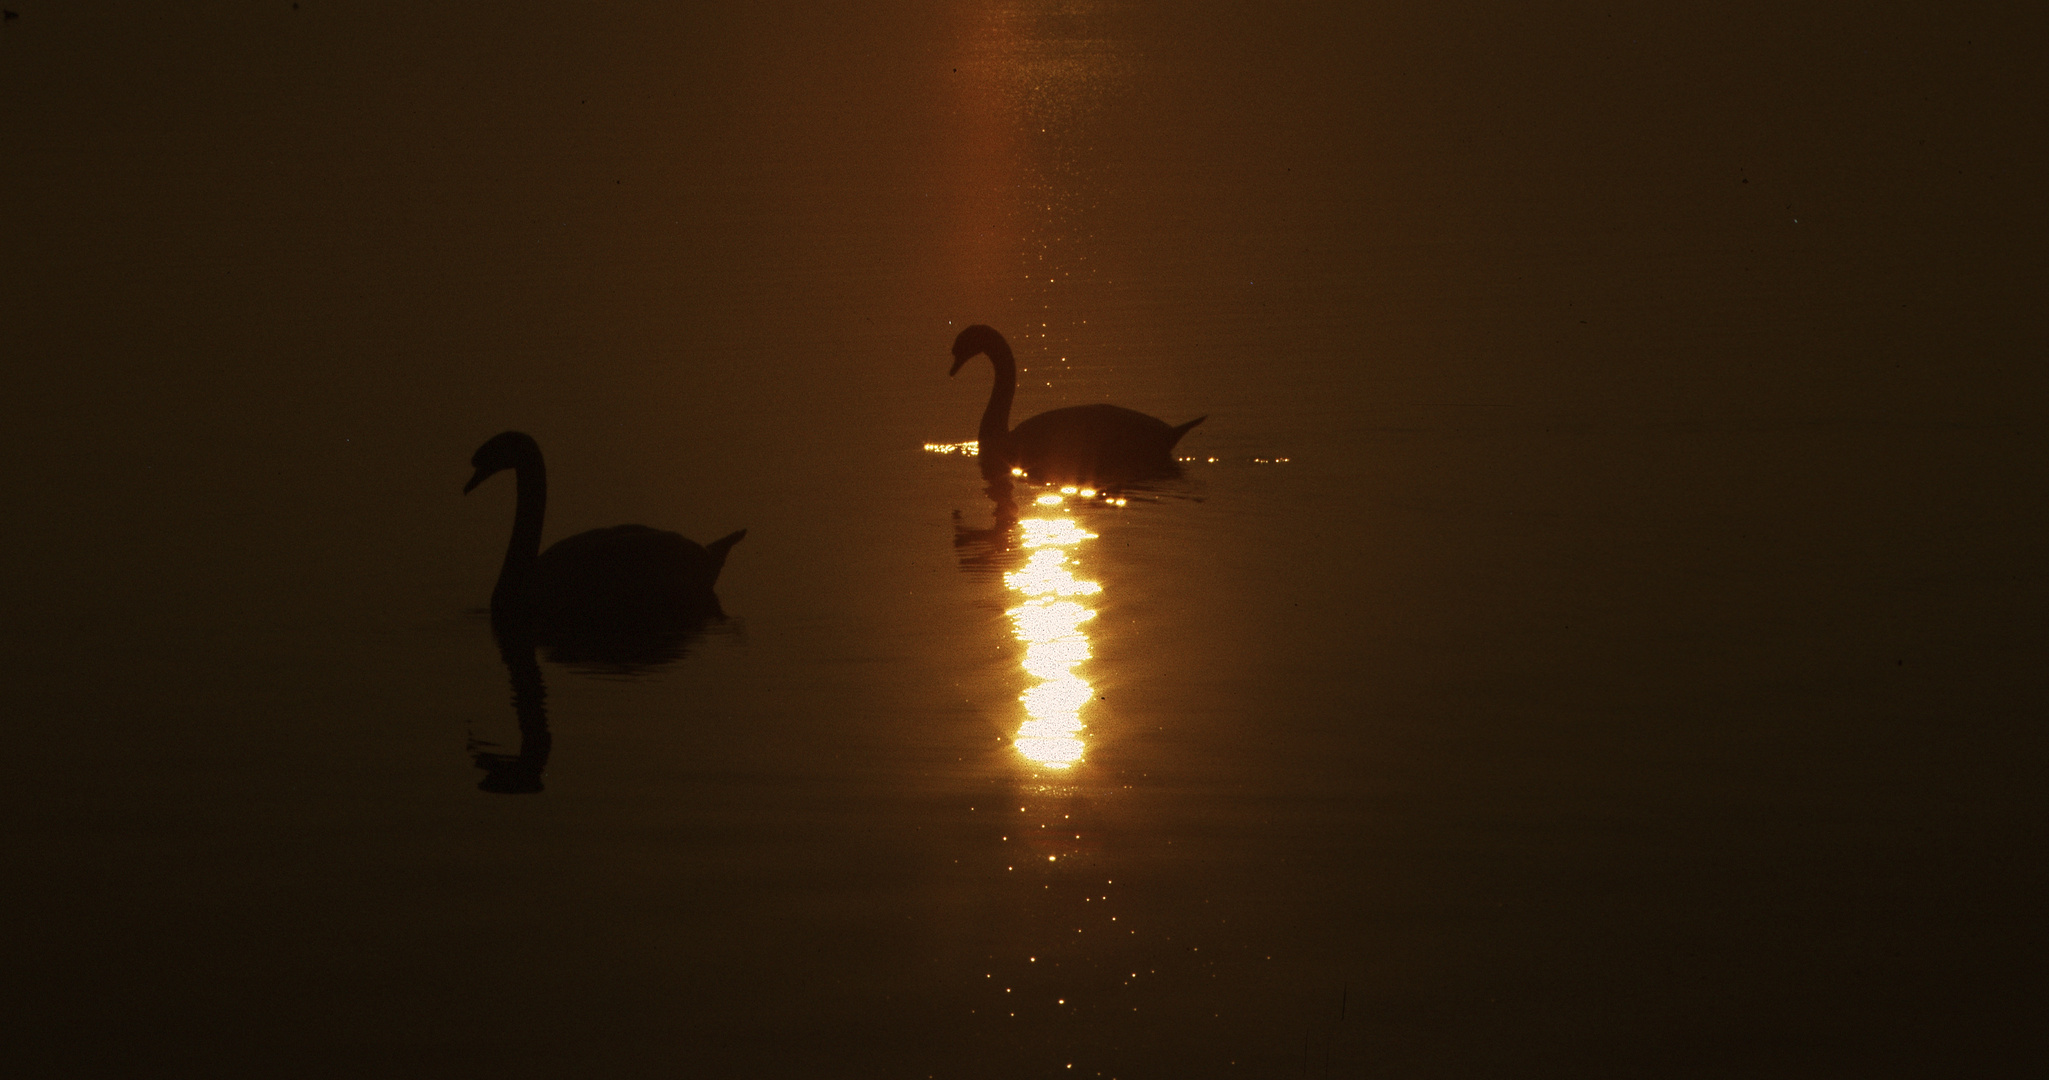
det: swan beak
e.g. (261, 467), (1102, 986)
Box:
(463, 467), (493, 494)
(948, 355), (969, 376)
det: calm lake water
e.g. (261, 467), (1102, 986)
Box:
(5, 2), (2042, 1076)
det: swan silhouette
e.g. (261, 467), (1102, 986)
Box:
(464, 431), (745, 626)
(950, 325), (1205, 484)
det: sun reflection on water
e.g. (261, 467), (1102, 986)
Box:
(1005, 510), (1101, 769)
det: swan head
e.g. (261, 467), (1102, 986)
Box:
(950, 324), (1008, 375)
(465, 430), (540, 493)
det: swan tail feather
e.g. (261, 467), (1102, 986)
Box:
(706, 529), (748, 570)
(1169, 415), (1208, 445)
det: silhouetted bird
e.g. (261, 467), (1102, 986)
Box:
(949, 324), (1204, 485)
(464, 431), (744, 627)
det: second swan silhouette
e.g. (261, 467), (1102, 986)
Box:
(465, 431), (745, 628)
(950, 324), (1205, 485)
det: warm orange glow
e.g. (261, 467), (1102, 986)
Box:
(1005, 506), (1103, 769)
(1022, 636), (1090, 678)
(940, 0), (1135, 771)
(1019, 517), (1095, 546)
(1005, 550), (1103, 598)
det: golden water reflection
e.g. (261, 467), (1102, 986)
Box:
(1005, 502), (1101, 768)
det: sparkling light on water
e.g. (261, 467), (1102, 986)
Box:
(1005, 509), (1103, 768)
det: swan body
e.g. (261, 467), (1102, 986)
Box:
(950, 325), (1204, 484)
(464, 431), (744, 625)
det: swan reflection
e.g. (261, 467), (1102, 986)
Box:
(469, 619), (553, 794)
(466, 611), (728, 794)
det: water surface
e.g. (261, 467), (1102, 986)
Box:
(5, 2), (2042, 1076)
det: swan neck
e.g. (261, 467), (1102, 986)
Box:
(494, 457), (547, 610)
(978, 343), (1016, 458)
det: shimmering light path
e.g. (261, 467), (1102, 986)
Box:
(1004, 498), (1102, 768)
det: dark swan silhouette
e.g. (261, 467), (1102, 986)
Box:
(949, 324), (1205, 484)
(464, 431), (745, 626)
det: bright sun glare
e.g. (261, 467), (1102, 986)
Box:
(1005, 511), (1103, 768)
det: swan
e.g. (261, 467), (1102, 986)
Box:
(949, 325), (1204, 484)
(464, 431), (745, 625)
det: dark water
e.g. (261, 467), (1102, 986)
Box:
(5, 2), (2043, 1076)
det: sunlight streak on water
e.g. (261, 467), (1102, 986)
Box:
(1006, 549), (1103, 598)
(1006, 509), (1101, 769)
